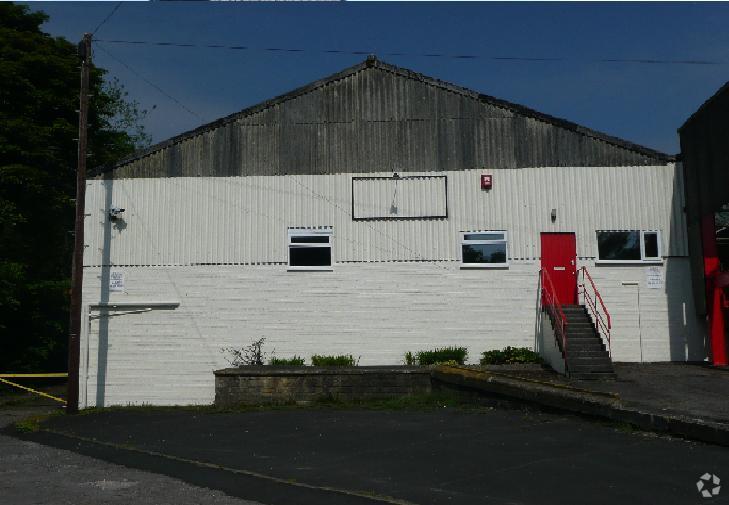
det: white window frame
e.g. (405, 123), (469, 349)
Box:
(287, 228), (333, 271)
(594, 229), (663, 264)
(460, 230), (509, 269)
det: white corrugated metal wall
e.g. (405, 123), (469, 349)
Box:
(79, 162), (705, 406)
(84, 165), (687, 267)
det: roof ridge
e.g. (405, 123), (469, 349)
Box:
(95, 56), (672, 175)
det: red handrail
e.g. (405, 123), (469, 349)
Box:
(541, 268), (568, 363)
(577, 266), (612, 356)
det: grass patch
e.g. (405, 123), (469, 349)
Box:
(310, 392), (480, 411)
(480, 346), (543, 365)
(310, 354), (357, 366)
(405, 347), (468, 366)
(268, 356), (305, 366)
(13, 411), (64, 433)
(63, 392), (485, 417)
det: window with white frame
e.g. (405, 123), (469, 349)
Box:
(288, 228), (333, 270)
(596, 230), (661, 262)
(461, 231), (508, 267)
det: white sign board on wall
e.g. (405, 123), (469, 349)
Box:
(109, 271), (125, 292)
(646, 266), (663, 289)
(352, 176), (448, 220)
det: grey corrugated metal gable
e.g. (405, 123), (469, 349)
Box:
(95, 56), (672, 178)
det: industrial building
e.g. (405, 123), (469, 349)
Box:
(79, 56), (706, 407)
(679, 81), (729, 367)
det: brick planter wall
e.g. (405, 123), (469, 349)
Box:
(214, 366), (432, 406)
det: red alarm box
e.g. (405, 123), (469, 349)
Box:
(481, 174), (492, 190)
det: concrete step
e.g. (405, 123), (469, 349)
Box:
(568, 363), (615, 373)
(569, 372), (617, 380)
(568, 350), (610, 358)
(567, 337), (603, 344)
(569, 335), (600, 341)
(568, 326), (597, 333)
(567, 354), (613, 371)
(563, 310), (588, 316)
(566, 322), (594, 328)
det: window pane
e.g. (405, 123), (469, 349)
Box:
(462, 243), (507, 264)
(597, 231), (640, 260)
(290, 235), (329, 244)
(290, 246), (331, 267)
(464, 233), (505, 241)
(644, 232), (659, 258)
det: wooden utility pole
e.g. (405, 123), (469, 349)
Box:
(67, 33), (92, 413)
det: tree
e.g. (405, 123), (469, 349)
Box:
(0, 3), (149, 372)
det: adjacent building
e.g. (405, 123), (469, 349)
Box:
(679, 81), (729, 366)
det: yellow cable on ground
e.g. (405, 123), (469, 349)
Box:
(0, 373), (68, 378)
(0, 377), (67, 405)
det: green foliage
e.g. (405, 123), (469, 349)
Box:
(408, 347), (468, 366)
(479, 346), (543, 365)
(12, 411), (63, 432)
(221, 338), (266, 366)
(310, 354), (357, 366)
(269, 356), (305, 366)
(0, 3), (149, 372)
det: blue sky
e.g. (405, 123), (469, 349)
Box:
(27, 2), (729, 154)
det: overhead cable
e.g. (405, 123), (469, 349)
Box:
(95, 38), (723, 66)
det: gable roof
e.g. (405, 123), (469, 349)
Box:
(97, 56), (673, 176)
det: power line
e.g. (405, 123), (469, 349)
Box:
(92, 2), (123, 36)
(95, 43), (205, 122)
(95, 38), (724, 66)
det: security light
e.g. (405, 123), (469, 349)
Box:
(109, 207), (125, 220)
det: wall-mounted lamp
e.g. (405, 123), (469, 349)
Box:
(550, 208), (557, 222)
(109, 207), (125, 221)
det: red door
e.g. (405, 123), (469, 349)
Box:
(541, 233), (577, 305)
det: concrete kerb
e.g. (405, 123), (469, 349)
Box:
(432, 365), (729, 447)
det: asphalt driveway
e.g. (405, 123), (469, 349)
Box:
(14, 405), (729, 505)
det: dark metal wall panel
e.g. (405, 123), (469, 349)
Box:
(678, 82), (729, 315)
(106, 66), (669, 179)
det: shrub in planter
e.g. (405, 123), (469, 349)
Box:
(269, 356), (305, 366)
(311, 354), (357, 366)
(221, 337), (267, 366)
(479, 346), (542, 365)
(407, 347), (468, 366)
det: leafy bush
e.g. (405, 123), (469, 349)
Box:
(269, 356), (305, 366)
(310, 354), (357, 366)
(221, 338), (267, 366)
(407, 347), (468, 366)
(479, 346), (543, 365)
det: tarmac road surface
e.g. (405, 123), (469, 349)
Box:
(0, 406), (262, 505)
(8, 405), (729, 505)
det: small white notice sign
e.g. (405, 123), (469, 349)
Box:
(109, 271), (125, 292)
(646, 266), (663, 289)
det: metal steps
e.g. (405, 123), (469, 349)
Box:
(561, 305), (616, 380)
